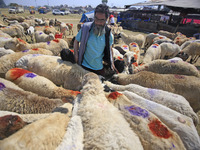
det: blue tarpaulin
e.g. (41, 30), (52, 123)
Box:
(80, 10), (94, 23)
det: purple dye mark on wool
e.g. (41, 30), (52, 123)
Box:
(47, 41), (50, 45)
(152, 45), (157, 48)
(132, 45), (137, 47)
(0, 82), (6, 90)
(39, 32), (43, 35)
(24, 73), (36, 78)
(125, 105), (149, 118)
(22, 49), (29, 52)
(169, 143), (176, 150)
(32, 54), (42, 57)
(147, 88), (157, 97)
(170, 60), (178, 63)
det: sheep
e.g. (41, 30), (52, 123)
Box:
(111, 71), (200, 112)
(26, 26), (35, 43)
(4, 37), (69, 55)
(152, 35), (173, 43)
(113, 45), (127, 55)
(56, 115), (84, 150)
(34, 30), (55, 43)
(5, 68), (80, 101)
(0, 77), (70, 114)
(43, 26), (58, 35)
(178, 42), (200, 63)
(0, 47), (15, 57)
(144, 32), (160, 50)
(123, 91), (200, 150)
(66, 23), (73, 35)
(0, 37), (13, 48)
(0, 26), (25, 39)
(106, 91), (186, 150)
(77, 72), (144, 149)
(0, 114), (28, 140)
(0, 30), (12, 38)
(120, 32), (145, 48)
(0, 112), (71, 150)
(16, 55), (90, 91)
(180, 39), (200, 49)
(104, 81), (199, 126)
(158, 30), (177, 40)
(0, 48), (53, 78)
(133, 59), (200, 77)
(129, 42), (140, 65)
(3, 16), (25, 23)
(3, 18), (19, 25)
(112, 47), (123, 58)
(142, 43), (161, 64)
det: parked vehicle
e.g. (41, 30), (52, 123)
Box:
(52, 9), (65, 15)
(61, 10), (71, 15)
(9, 6), (24, 14)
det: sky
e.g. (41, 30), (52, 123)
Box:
(4, 0), (146, 8)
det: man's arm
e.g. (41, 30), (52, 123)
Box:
(73, 39), (79, 64)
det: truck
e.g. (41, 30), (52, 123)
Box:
(9, 6), (24, 14)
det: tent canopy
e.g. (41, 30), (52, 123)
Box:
(125, 0), (200, 14)
(80, 10), (94, 23)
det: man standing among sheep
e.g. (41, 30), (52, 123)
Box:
(74, 4), (118, 77)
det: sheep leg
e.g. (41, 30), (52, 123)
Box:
(190, 55), (199, 64)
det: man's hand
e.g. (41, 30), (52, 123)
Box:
(73, 39), (79, 64)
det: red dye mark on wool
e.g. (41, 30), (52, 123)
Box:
(53, 39), (59, 43)
(148, 119), (172, 139)
(174, 74), (185, 79)
(9, 68), (31, 80)
(108, 92), (122, 100)
(117, 56), (123, 61)
(18, 38), (27, 44)
(32, 48), (39, 51)
(69, 90), (81, 96)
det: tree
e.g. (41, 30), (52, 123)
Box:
(0, 0), (6, 8)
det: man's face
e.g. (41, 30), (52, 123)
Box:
(94, 12), (107, 36)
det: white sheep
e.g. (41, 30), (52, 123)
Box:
(144, 32), (160, 50)
(0, 77), (66, 114)
(112, 71), (200, 112)
(0, 30), (12, 38)
(56, 115), (84, 150)
(123, 90), (200, 150)
(142, 43), (161, 64)
(26, 26), (35, 43)
(0, 36), (13, 47)
(159, 42), (181, 59)
(120, 32), (145, 48)
(0, 47), (15, 57)
(158, 30), (177, 40)
(0, 112), (71, 150)
(34, 30), (55, 43)
(16, 55), (89, 91)
(179, 42), (200, 63)
(78, 72), (143, 149)
(104, 81), (199, 126)
(5, 68), (80, 101)
(4, 37), (69, 55)
(133, 59), (200, 77)
(106, 91), (186, 150)
(180, 39), (200, 50)
(0, 48), (53, 78)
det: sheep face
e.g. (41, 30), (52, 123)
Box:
(4, 38), (19, 51)
(176, 51), (189, 61)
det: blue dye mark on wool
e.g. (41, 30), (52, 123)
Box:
(169, 143), (175, 149)
(47, 41), (50, 45)
(32, 54), (42, 57)
(147, 88), (158, 97)
(22, 49), (29, 52)
(152, 45), (157, 48)
(125, 105), (149, 118)
(170, 60), (178, 63)
(132, 45), (137, 47)
(0, 82), (6, 90)
(24, 73), (37, 78)
(39, 32), (43, 35)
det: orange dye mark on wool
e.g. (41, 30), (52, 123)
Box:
(122, 45), (128, 48)
(148, 119), (172, 139)
(53, 39), (59, 43)
(18, 38), (27, 44)
(70, 49), (74, 53)
(130, 42), (137, 45)
(108, 92), (122, 100)
(132, 62), (138, 67)
(134, 54), (138, 60)
(117, 56), (123, 61)
(0, 115), (23, 126)
(153, 43), (159, 46)
(159, 37), (163, 39)
(69, 90), (81, 96)
(32, 48), (39, 51)
(9, 68), (31, 80)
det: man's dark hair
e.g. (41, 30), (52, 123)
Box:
(95, 4), (109, 18)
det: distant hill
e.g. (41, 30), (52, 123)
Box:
(0, 0), (6, 8)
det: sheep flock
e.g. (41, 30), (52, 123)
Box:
(0, 14), (200, 150)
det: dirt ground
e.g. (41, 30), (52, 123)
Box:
(1, 8), (200, 135)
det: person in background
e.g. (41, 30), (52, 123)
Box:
(109, 13), (115, 25)
(73, 4), (118, 77)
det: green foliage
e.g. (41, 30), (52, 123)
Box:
(9, 3), (19, 7)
